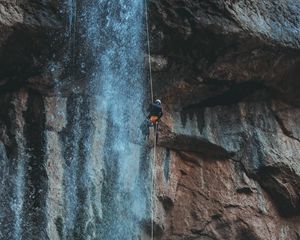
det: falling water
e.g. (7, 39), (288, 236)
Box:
(12, 95), (28, 240)
(0, 1), (150, 239)
(94, 1), (148, 239)
(64, 0), (150, 239)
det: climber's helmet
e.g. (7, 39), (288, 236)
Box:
(155, 99), (161, 105)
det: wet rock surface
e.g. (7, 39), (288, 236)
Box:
(0, 0), (300, 239)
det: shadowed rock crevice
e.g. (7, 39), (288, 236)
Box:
(158, 122), (234, 160)
(256, 164), (300, 217)
(55, 216), (63, 240)
(0, 28), (50, 90)
(22, 90), (48, 239)
(236, 227), (260, 240)
(142, 219), (164, 239)
(158, 195), (174, 212)
(0, 93), (15, 155)
(182, 81), (265, 111)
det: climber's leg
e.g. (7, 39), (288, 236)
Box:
(140, 119), (150, 138)
(155, 122), (159, 143)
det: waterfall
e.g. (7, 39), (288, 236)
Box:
(0, 1), (150, 239)
(94, 1), (148, 239)
(63, 0), (150, 239)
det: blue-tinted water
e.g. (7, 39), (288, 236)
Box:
(77, 1), (148, 239)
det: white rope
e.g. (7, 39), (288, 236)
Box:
(144, 0), (154, 102)
(144, 1), (156, 239)
(152, 124), (158, 239)
(150, 133), (156, 240)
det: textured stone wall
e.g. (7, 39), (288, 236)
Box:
(149, 0), (300, 239)
(0, 0), (300, 240)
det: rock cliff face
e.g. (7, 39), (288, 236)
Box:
(149, 0), (300, 239)
(0, 0), (300, 239)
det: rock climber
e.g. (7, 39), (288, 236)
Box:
(140, 99), (163, 137)
(147, 99), (163, 125)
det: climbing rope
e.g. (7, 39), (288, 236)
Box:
(144, 0), (157, 239)
(152, 124), (158, 239)
(144, 0), (154, 102)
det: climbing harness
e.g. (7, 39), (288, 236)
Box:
(144, 0), (157, 239)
